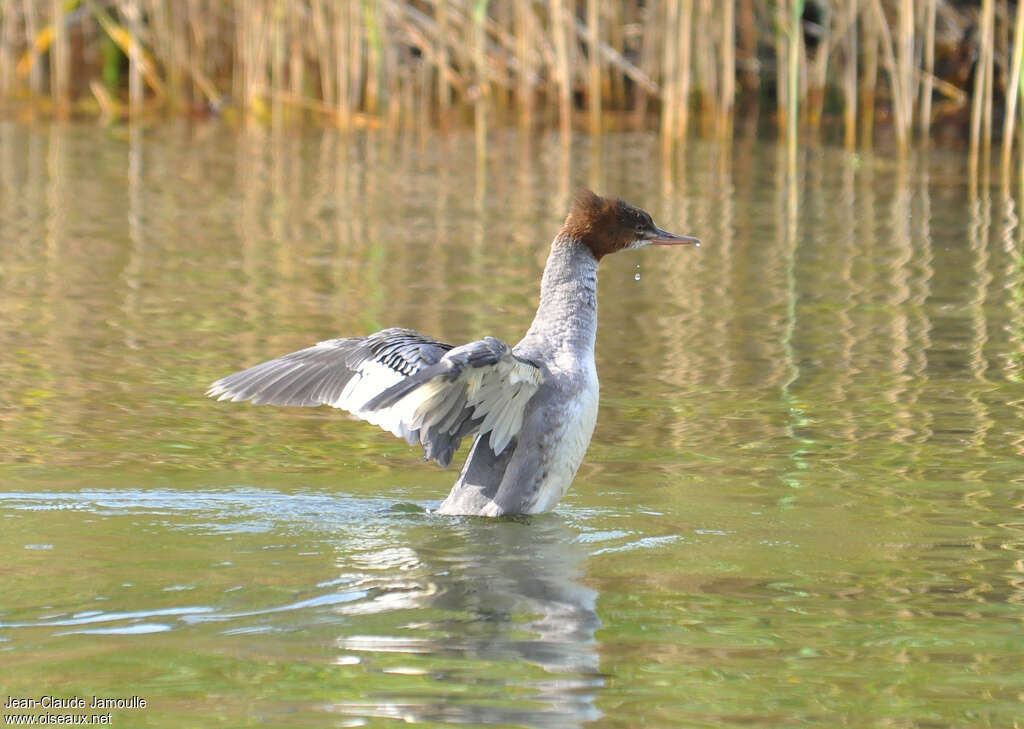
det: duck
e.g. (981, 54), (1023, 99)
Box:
(208, 189), (700, 516)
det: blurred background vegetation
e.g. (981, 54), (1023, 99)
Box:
(0, 1), (1021, 160)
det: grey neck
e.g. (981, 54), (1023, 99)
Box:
(517, 236), (599, 365)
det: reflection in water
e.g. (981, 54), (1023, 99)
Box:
(328, 516), (602, 728)
(0, 488), (601, 729)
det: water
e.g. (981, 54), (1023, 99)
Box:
(1, 122), (1023, 728)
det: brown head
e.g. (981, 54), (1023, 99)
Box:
(561, 189), (700, 260)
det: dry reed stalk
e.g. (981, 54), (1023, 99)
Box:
(806, 2), (831, 132)
(386, 6), (404, 129)
(786, 0), (800, 171)
(174, 1), (192, 103)
(310, 0), (334, 107)
(145, 0), (177, 103)
(21, 0), (41, 94)
(692, 0), (716, 136)
(970, 0), (994, 162)
(271, 0), (286, 126)
(896, 0), (915, 143)
(288, 0), (304, 112)
(491, 0), (512, 119)
(606, 3), (625, 108)
(235, 0), (252, 115)
(415, 42), (431, 140)
(919, 0), (936, 137)
(841, 0), (858, 149)
(51, 0), (69, 116)
(775, 1), (788, 140)
(870, 0), (910, 149)
(587, 0), (600, 136)
(676, 0), (693, 140)
(661, 0), (680, 150)
(232, 1), (243, 108)
(251, 1), (271, 117)
(551, 0), (572, 138)
(692, 0), (712, 134)
(1002, 0), (1024, 178)
(632, 1), (658, 127)
(186, 0), (207, 103)
(859, 0), (878, 148)
(514, 0), (532, 128)
(981, 0), (994, 158)
(473, 0), (489, 148)
(348, 2), (364, 125)
(719, 0), (735, 138)
(364, 1), (381, 115)
(171, 1), (190, 104)
(337, 1), (351, 126)
(437, 0), (451, 127)
(126, 0), (144, 117)
(736, 0), (758, 93)
(0, 3), (15, 95)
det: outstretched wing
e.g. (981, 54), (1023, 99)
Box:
(207, 328), (544, 468)
(363, 337), (544, 464)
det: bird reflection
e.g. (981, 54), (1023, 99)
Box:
(325, 514), (603, 728)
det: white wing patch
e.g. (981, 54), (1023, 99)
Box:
(365, 351), (544, 457)
(330, 357), (415, 442)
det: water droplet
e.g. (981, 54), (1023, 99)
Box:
(634, 272), (641, 281)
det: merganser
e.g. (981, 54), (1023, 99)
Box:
(208, 190), (700, 516)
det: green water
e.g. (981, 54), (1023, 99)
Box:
(1, 122), (1022, 728)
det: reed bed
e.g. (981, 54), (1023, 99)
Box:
(0, 1), (1022, 162)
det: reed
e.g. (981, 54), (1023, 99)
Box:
(1003, 0), (1024, 178)
(49, 0), (67, 116)
(514, 0), (532, 129)
(586, 0), (599, 136)
(919, 0), (936, 139)
(896, 0), (915, 147)
(783, 0), (802, 171)
(970, 0), (995, 164)
(0, 0), (1022, 168)
(660, 0), (679, 151)
(436, 0), (451, 127)
(126, 0), (142, 117)
(871, 0), (908, 150)
(859, 2), (878, 148)
(805, 0), (828, 133)
(473, 0), (488, 150)
(676, 0), (693, 141)
(21, 0), (42, 95)
(718, 0), (734, 139)
(0, 3), (16, 96)
(693, 0), (714, 137)
(840, 0), (857, 150)
(775, 0), (788, 142)
(550, 0), (571, 138)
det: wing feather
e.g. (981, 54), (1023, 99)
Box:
(362, 337), (544, 462)
(208, 329), (544, 468)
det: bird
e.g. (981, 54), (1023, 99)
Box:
(207, 189), (700, 517)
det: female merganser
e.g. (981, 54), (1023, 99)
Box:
(208, 190), (700, 516)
